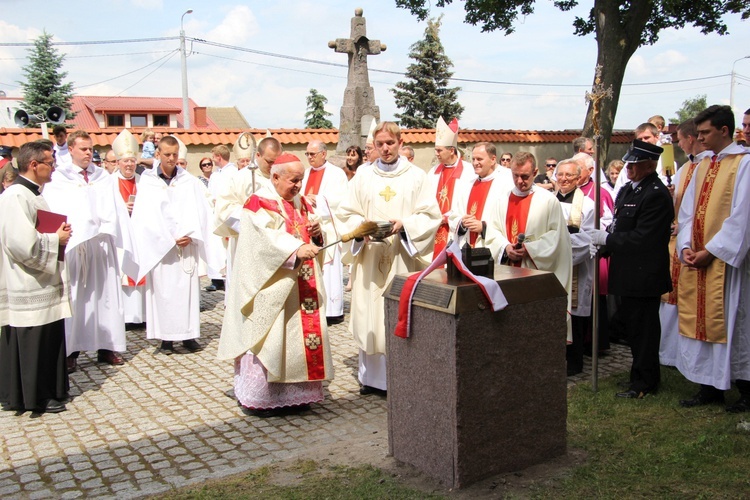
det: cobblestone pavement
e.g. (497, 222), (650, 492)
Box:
(0, 282), (631, 498)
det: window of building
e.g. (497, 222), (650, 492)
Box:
(153, 114), (170, 127)
(107, 114), (124, 127)
(131, 114), (147, 127)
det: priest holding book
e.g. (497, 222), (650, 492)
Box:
(0, 140), (72, 414)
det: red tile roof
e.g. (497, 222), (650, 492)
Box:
(0, 127), (634, 149)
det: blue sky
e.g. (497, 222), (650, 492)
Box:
(1, 0), (749, 132)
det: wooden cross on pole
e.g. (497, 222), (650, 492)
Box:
(584, 64), (612, 393)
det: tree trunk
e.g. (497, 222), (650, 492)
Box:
(583, 0), (653, 165)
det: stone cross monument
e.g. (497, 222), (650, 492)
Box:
(329, 8), (386, 157)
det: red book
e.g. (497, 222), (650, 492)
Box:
(36, 209), (67, 261)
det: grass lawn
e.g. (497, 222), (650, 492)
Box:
(158, 367), (750, 499)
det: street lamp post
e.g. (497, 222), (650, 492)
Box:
(180, 9), (193, 130)
(730, 55), (750, 112)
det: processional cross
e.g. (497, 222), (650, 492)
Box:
(584, 64), (613, 392)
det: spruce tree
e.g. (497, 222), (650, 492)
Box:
(391, 16), (464, 129)
(18, 30), (75, 123)
(304, 89), (334, 129)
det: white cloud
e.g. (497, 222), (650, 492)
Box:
(204, 5), (259, 45)
(130, 0), (162, 10)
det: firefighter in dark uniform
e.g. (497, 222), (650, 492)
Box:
(591, 140), (673, 398)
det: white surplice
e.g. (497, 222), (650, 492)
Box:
(113, 171), (146, 324)
(43, 164), (135, 354)
(206, 163), (237, 281)
(130, 167), (221, 341)
(675, 143), (750, 389)
(558, 190), (595, 318)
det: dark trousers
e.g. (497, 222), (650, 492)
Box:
(620, 296), (661, 392)
(0, 320), (69, 411)
(567, 315), (587, 373)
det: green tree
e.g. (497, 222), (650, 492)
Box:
(671, 94), (708, 124)
(304, 89), (334, 129)
(18, 30), (75, 123)
(391, 16), (464, 129)
(395, 0), (749, 161)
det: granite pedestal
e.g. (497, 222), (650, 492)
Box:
(384, 266), (568, 489)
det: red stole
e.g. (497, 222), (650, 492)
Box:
(466, 178), (493, 247)
(505, 192), (533, 267)
(305, 168), (324, 196)
(432, 160), (465, 259)
(245, 194), (326, 380)
(118, 176), (137, 202)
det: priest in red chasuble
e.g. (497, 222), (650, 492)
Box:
(427, 117), (475, 260)
(485, 151), (573, 340)
(217, 154), (334, 418)
(449, 142), (513, 248)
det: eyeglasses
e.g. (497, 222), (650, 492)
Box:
(558, 173), (579, 179)
(200, 163), (212, 168)
(546, 163), (557, 168)
(304, 151), (322, 157)
(500, 158), (512, 162)
(37, 161), (55, 168)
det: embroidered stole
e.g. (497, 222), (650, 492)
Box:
(466, 178), (493, 247)
(305, 168), (324, 196)
(662, 160), (698, 304)
(678, 154), (742, 343)
(245, 194), (326, 380)
(566, 189), (585, 309)
(505, 193), (533, 267)
(433, 161), (464, 258)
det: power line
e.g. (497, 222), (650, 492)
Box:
(74, 50), (179, 90)
(83, 51), (179, 104)
(0, 50), (175, 61)
(0, 37), (178, 47)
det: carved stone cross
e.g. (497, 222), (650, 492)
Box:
(329, 8), (387, 156)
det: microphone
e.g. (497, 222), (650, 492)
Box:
(514, 233), (526, 250)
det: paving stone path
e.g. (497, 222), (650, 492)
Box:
(0, 283), (631, 498)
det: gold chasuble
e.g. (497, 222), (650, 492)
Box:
(662, 160), (698, 305)
(466, 178), (493, 247)
(678, 154), (742, 343)
(505, 192), (534, 267)
(432, 161), (464, 258)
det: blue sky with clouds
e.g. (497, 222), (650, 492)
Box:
(1, 0), (749, 132)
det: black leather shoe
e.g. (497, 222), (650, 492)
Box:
(726, 397), (750, 413)
(156, 341), (175, 355)
(326, 315), (345, 326)
(616, 389), (649, 399)
(39, 399), (67, 413)
(182, 339), (203, 353)
(359, 385), (387, 397)
(680, 391), (725, 408)
(224, 388), (236, 399)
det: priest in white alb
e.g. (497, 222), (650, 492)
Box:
(427, 117), (475, 260)
(485, 151), (573, 340)
(43, 130), (135, 372)
(302, 139), (349, 325)
(217, 153), (334, 417)
(129, 135), (220, 355)
(448, 142), (512, 248)
(337, 122), (441, 395)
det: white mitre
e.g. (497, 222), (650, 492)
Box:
(112, 129), (139, 160)
(169, 135), (188, 160)
(365, 118), (377, 145)
(234, 132), (257, 160)
(435, 116), (459, 148)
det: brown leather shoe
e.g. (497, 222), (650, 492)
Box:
(97, 350), (124, 365)
(66, 356), (77, 374)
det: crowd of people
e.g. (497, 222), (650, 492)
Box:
(1, 105), (749, 418)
